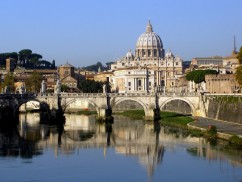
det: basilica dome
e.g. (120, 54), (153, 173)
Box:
(135, 20), (164, 60)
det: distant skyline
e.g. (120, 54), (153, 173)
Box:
(1, 0), (242, 67)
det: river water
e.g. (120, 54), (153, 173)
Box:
(0, 113), (242, 182)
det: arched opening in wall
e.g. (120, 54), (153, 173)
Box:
(19, 100), (41, 112)
(161, 99), (192, 115)
(65, 99), (96, 113)
(113, 100), (145, 117)
(113, 100), (144, 111)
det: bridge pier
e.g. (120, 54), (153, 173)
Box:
(97, 93), (113, 122)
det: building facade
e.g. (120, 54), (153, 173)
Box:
(110, 20), (183, 93)
(205, 74), (239, 93)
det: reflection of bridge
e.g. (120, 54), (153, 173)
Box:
(0, 93), (207, 121)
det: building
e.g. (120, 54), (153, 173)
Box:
(205, 74), (239, 93)
(110, 20), (183, 93)
(94, 71), (113, 83)
(6, 58), (16, 72)
(58, 63), (78, 89)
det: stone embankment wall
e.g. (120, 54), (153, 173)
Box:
(206, 96), (242, 124)
(161, 100), (192, 114)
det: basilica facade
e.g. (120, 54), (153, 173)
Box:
(110, 20), (183, 93)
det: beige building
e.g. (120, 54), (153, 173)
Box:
(110, 20), (183, 93)
(58, 63), (78, 89)
(205, 74), (239, 93)
(190, 50), (239, 74)
(94, 71), (113, 82)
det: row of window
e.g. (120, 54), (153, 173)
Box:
(208, 79), (231, 81)
(65, 83), (77, 88)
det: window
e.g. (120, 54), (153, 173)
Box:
(128, 82), (131, 86)
(138, 80), (142, 86)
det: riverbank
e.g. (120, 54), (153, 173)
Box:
(114, 110), (242, 147)
(188, 117), (242, 140)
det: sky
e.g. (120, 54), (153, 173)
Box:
(0, 0), (242, 67)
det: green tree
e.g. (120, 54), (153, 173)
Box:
(78, 80), (103, 93)
(0, 73), (15, 92)
(28, 53), (42, 68)
(37, 60), (52, 68)
(83, 62), (104, 72)
(25, 71), (43, 93)
(61, 84), (69, 92)
(52, 60), (56, 68)
(18, 49), (32, 64)
(235, 66), (242, 86)
(186, 69), (217, 84)
(237, 46), (242, 64)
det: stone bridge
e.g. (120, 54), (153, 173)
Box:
(0, 92), (207, 122)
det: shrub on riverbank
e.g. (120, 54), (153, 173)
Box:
(66, 110), (97, 115)
(229, 135), (242, 149)
(160, 111), (193, 129)
(203, 125), (217, 145)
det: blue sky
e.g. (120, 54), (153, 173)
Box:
(0, 0), (242, 67)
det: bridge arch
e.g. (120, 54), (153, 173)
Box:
(160, 98), (196, 115)
(62, 98), (98, 113)
(112, 97), (148, 115)
(14, 99), (50, 115)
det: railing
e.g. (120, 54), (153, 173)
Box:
(1, 92), (242, 99)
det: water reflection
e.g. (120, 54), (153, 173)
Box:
(64, 114), (96, 142)
(0, 113), (242, 179)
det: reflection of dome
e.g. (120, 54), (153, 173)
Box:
(135, 20), (164, 60)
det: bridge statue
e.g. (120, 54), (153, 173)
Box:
(55, 79), (61, 94)
(103, 84), (106, 94)
(41, 80), (47, 94)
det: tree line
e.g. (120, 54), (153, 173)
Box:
(0, 49), (55, 69)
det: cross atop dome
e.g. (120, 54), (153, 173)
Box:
(146, 19), (153, 33)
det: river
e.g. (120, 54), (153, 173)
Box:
(0, 113), (242, 182)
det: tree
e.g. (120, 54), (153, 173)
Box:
(52, 60), (56, 68)
(83, 62), (104, 72)
(78, 80), (103, 93)
(25, 71), (43, 93)
(28, 53), (42, 68)
(0, 73), (15, 92)
(18, 49), (32, 64)
(61, 84), (69, 92)
(186, 69), (218, 84)
(235, 66), (242, 86)
(237, 46), (242, 64)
